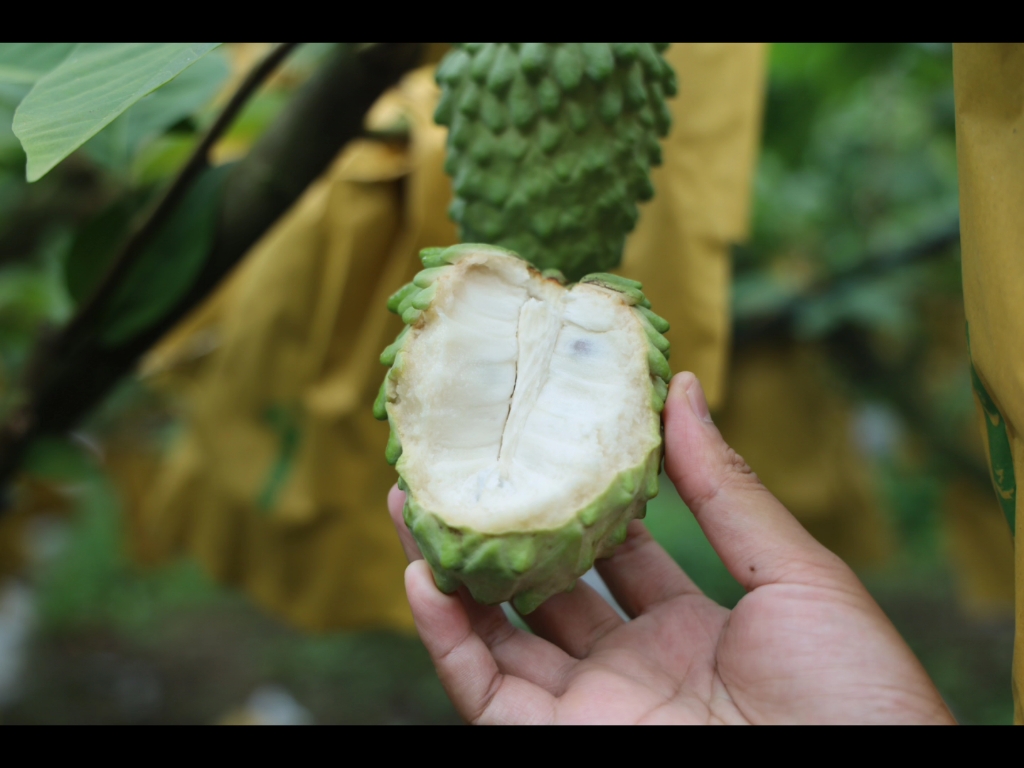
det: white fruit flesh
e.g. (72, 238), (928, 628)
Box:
(391, 251), (659, 534)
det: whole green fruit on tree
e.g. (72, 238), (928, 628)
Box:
(375, 43), (676, 613)
(435, 43), (676, 282)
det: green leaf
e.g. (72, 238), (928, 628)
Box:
(13, 43), (221, 182)
(83, 50), (229, 173)
(99, 164), (230, 346)
(0, 43), (75, 86)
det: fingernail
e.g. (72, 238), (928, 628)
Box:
(684, 375), (713, 423)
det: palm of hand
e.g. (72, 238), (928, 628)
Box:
(518, 588), (742, 725)
(514, 580), (943, 725)
(401, 521), (950, 725)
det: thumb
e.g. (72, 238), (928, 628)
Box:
(663, 372), (848, 591)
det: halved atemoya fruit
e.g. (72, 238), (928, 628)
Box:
(374, 244), (670, 613)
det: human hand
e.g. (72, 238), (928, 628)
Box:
(387, 372), (954, 724)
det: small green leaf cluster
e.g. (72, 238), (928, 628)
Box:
(0, 43), (236, 362)
(0, 44), (337, 423)
(435, 43), (676, 281)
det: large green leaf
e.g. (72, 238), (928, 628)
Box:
(84, 50), (229, 173)
(0, 43), (75, 86)
(12, 43), (220, 181)
(99, 164), (230, 346)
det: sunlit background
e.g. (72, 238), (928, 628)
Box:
(0, 43), (1013, 724)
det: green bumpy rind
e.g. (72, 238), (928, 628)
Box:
(434, 43), (677, 282)
(373, 244), (672, 611)
(404, 444), (662, 613)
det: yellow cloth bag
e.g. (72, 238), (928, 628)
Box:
(138, 69), (454, 633)
(133, 47), (767, 633)
(624, 43), (767, 408)
(954, 42), (1024, 721)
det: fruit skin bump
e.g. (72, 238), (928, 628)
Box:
(373, 244), (671, 613)
(434, 43), (677, 282)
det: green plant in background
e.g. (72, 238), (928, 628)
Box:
(0, 43), (424, 489)
(0, 43), (236, 425)
(740, 43), (959, 326)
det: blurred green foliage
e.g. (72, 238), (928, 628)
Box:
(741, 43), (973, 554)
(20, 436), (220, 633)
(758, 43), (957, 256)
(739, 43), (960, 336)
(0, 44), (323, 417)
